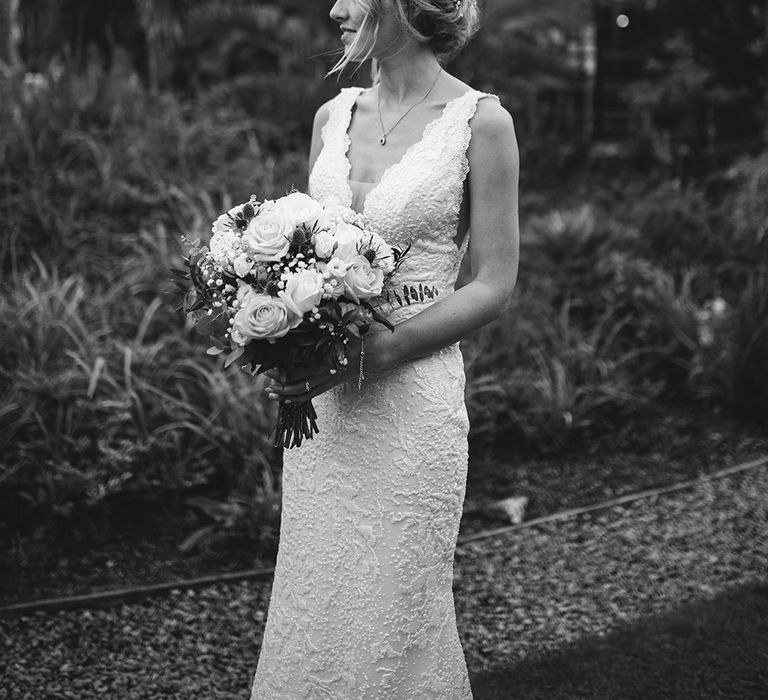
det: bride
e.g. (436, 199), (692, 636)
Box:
(251, 0), (519, 697)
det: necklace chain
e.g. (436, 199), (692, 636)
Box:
(376, 68), (443, 146)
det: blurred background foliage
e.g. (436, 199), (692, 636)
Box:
(0, 0), (766, 555)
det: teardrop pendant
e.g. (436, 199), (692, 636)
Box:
(379, 135), (387, 146)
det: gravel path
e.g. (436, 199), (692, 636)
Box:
(2, 466), (767, 699)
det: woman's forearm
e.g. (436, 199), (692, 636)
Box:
(368, 277), (515, 371)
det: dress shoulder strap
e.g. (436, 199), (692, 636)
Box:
(435, 90), (501, 179)
(434, 91), (502, 260)
(431, 90), (500, 160)
(320, 86), (366, 152)
(448, 90), (501, 141)
(310, 87), (365, 207)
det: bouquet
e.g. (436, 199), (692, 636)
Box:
(175, 192), (436, 448)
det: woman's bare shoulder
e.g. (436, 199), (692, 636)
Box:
(470, 93), (516, 141)
(466, 92), (519, 183)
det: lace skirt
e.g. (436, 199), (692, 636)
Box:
(251, 343), (473, 699)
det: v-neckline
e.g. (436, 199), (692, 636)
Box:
(343, 88), (474, 214)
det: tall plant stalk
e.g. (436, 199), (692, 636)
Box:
(0, 0), (18, 69)
(0, 0), (18, 124)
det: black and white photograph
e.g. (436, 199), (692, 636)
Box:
(1, 1), (767, 698)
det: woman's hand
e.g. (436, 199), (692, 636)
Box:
(265, 337), (363, 403)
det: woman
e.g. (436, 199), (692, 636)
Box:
(252, 0), (519, 697)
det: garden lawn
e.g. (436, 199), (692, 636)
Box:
(2, 464), (766, 699)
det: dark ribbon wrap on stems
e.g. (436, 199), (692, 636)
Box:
(272, 399), (319, 449)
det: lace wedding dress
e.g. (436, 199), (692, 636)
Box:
(251, 87), (497, 699)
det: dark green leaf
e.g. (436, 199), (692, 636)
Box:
(224, 346), (246, 368)
(371, 309), (395, 331)
(345, 323), (361, 339)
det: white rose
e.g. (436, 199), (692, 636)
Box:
(231, 294), (301, 343)
(313, 230), (336, 259)
(333, 221), (365, 262)
(236, 280), (254, 304)
(322, 257), (349, 279)
(278, 269), (325, 318)
(343, 255), (384, 303)
(233, 253), (254, 278)
(317, 259), (348, 299)
(272, 192), (324, 229)
(244, 212), (294, 261)
(315, 200), (350, 231)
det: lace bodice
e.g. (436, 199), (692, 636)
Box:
(310, 86), (496, 322)
(250, 86), (498, 699)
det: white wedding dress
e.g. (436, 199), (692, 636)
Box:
(251, 86), (497, 699)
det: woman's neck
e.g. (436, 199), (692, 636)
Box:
(376, 43), (442, 107)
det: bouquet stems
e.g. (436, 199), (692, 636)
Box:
(273, 399), (319, 449)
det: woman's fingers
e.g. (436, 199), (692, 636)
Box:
(266, 369), (343, 402)
(268, 380), (323, 403)
(281, 363), (326, 384)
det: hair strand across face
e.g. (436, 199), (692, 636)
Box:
(328, 0), (479, 77)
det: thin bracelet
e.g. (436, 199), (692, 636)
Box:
(358, 336), (365, 390)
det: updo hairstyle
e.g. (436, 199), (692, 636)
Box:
(394, 0), (480, 60)
(330, 0), (480, 75)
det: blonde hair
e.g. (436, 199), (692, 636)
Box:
(328, 0), (480, 76)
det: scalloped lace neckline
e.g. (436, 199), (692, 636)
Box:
(343, 88), (476, 214)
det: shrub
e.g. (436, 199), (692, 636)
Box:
(464, 296), (665, 454)
(657, 268), (768, 426)
(728, 153), (768, 258)
(626, 181), (723, 274)
(0, 55), (308, 277)
(0, 59), (292, 545)
(0, 248), (278, 543)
